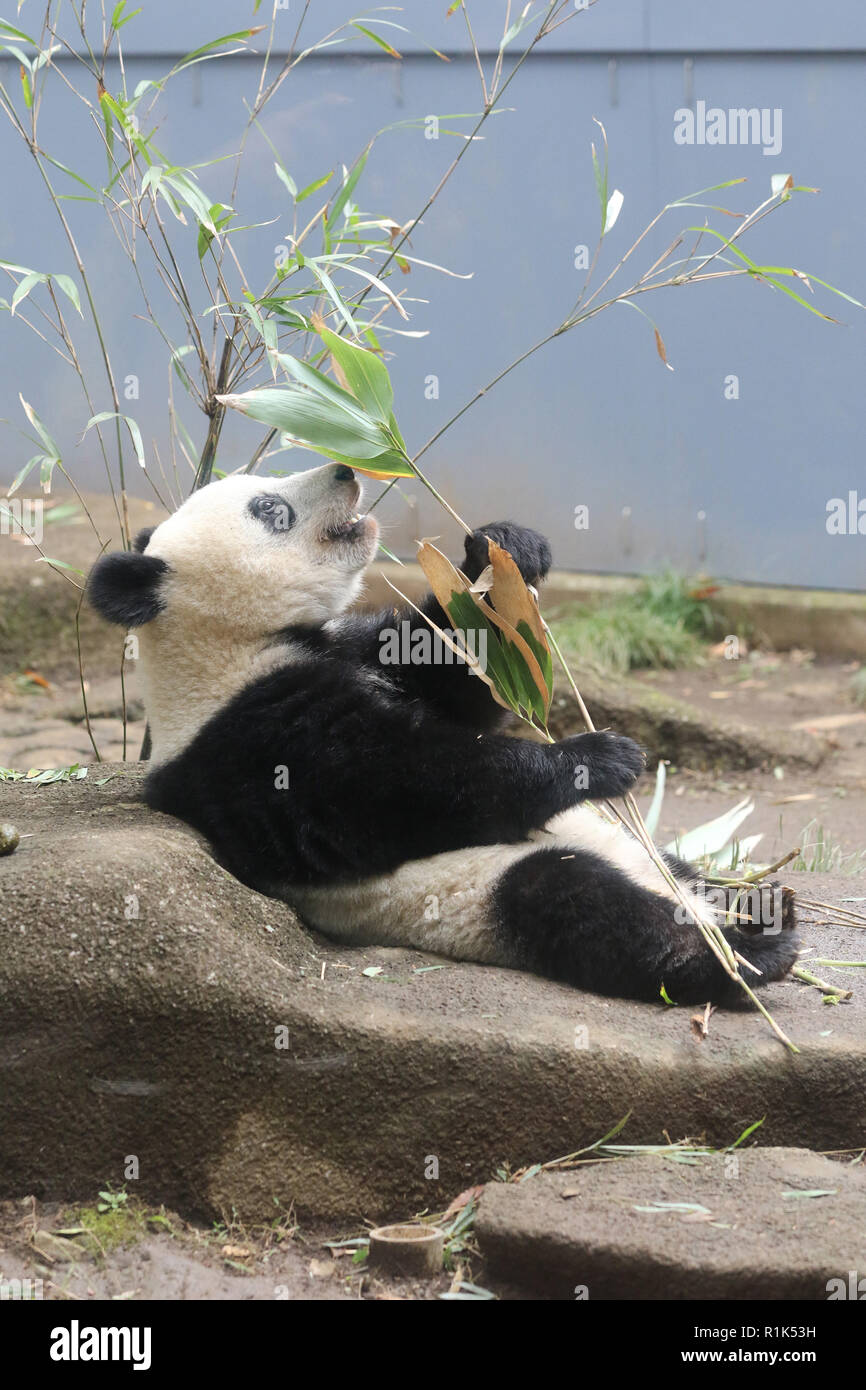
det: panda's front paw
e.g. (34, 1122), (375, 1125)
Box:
(463, 522), (552, 586)
(554, 731), (646, 801)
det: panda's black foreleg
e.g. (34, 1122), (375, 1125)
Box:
(490, 846), (799, 1005)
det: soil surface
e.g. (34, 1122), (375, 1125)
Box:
(0, 1195), (493, 1302)
(632, 653), (866, 868)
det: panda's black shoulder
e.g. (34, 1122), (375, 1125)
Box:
(268, 621), (334, 655)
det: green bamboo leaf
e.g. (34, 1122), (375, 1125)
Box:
(40, 152), (98, 192)
(53, 274), (82, 316)
(215, 386), (392, 459)
(753, 267), (865, 311)
(0, 258), (36, 276)
(98, 88), (115, 160)
(591, 120), (609, 239)
(516, 619), (554, 696)
(668, 178), (747, 207)
(197, 202), (233, 259)
(387, 410), (406, 451)
(169, 344), (196, 392)
(445, 590), (521, 710)
(308, 262), (357, 333)
(318, 324), (393, 423)
(295, 170), (334, 203)
(500, 6), (540, 52)
(163, 171), (219, 235)
(326, 148), (369, 229)
(84, 412), (146, 469)
(2, 42), (32, 67)
(35, 556), (85, 575)
(351, 23), (401, 58)
(685, 227), (843, 322)
(111, 2), (142, 28)
(274, 162), (297, 198)
(6, 454), (43, 496)
(728, 1117), (764, 1149)
(307, 444), (414, 477)
(10, 271), (46, 314)
(19, 395), (59, 458)
(170, 28), (264, 75)
(271, 351), (376, 423)
(0, 19), (38, 44)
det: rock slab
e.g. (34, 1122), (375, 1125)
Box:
(0, 767), (864, 1222)
(476, 1149), (866, 1299)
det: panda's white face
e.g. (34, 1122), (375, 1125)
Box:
(88, 462), (380, 764)
(145, 463), (379, 636)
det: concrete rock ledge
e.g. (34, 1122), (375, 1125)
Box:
(476, 1149), (866, 1300)
(0, 767), (864, 1222)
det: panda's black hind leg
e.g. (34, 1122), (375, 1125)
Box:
(491, 846), (798, 1006)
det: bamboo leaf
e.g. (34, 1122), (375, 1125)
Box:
(295, 170), (334, 203)
(643, 761), (667, 838)
(274, 162), (297, 199)
(667, 798), (754, 862)
(326, 147), (369, 229)
(308, 261), (357, 334)
(351, 23), (401, 58)
(53, 274), (83, 316)
(10, 270), (46, 315)
(500, 4), (539, 52)
(604, 187), (624, 234)
(317, 324), (394, 423)
(215, 386), (393, 460)
(111, 2), (142, 29)
(591, 119), (609, 239)
(416, 541), (550, 726)
(6, 454), (43, 496)
(170, 28), (265, 75)
(84, 411), (146, 469)
(0, 20), (38, 44)
(19, 395), (60, 459)
(35, 556), (85, 574)
(270, 350), (375, 423)
(337, 261), (409, 319)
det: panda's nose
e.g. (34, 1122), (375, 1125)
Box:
(332, 465), (355, 483)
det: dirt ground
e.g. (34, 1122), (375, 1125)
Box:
(0, 1194), (503, 1302)
(630, 651), (866, 869)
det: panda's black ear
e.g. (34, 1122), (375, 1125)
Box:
(86, 550), (168, 627)
(133, 526), (156, 554)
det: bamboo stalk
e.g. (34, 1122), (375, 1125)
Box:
(792, 966), (852, 1000)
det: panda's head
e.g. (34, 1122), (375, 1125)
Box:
(87, 462), (380, 640)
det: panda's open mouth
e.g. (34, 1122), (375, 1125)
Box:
(324, 513), (365, 542)
(321, 512), (377, 546)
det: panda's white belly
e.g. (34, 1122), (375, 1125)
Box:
(287, 806), (705, 959)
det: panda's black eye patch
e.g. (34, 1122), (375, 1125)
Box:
(248, 494), (296, 533)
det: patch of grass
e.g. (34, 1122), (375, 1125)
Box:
(790, 820), (866, 875)
(61, 1188), (155, 1255)
(550, 570), (721, 675)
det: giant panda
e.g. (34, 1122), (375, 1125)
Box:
(86, 461), (798, 1005)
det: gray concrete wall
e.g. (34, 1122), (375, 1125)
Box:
(1, 1), (864, 588)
